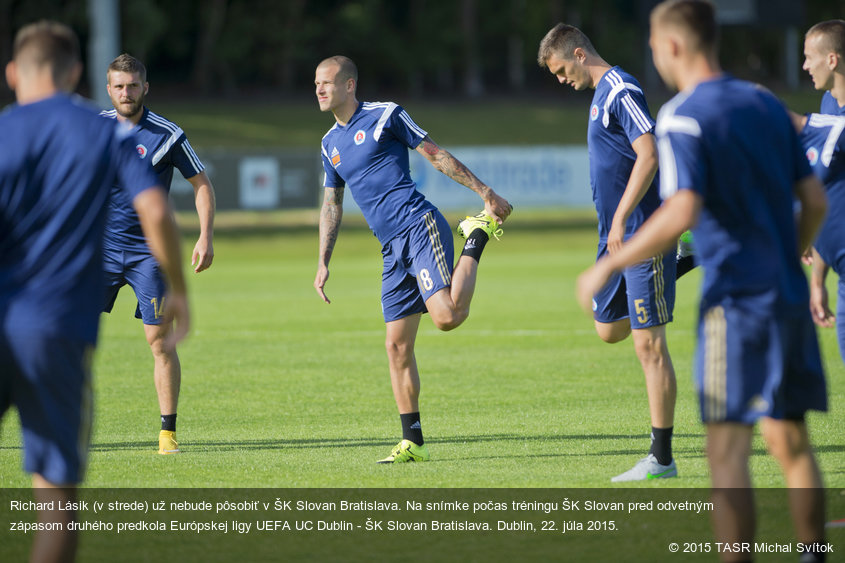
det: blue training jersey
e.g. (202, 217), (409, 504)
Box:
(100, 107), (204, 250)
(656, 75), (813, 311)
(801, 113), (845, 271)
(820, 91), (845, 116)
(321, 102), (437, 245)
(587, 66), (661, 239)
(0, 94), (159, 343)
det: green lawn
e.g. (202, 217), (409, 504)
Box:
(1, 214), (842, 489)
(1, 216), (843, 562)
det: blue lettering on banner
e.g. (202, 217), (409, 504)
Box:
(341, 146), (592, 213)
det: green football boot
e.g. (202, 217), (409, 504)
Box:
(457, 212), (503, 241)
(376, 439), (430, 464)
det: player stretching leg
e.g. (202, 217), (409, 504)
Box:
(313, 56), (511, 463)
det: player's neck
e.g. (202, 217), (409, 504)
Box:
(115, 107), (144, 126)
(676, 56), (722, 92)
(830, 74), (845, 108)
(333, 99), (359, 126)
(587, 57), (612, 89)
(14, 72), (60, 105)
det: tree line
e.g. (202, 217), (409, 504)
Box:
(1, 0), (843, 103)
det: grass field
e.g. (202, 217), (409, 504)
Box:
(1, 212), (843, 562)
(1, 211), (842, 490)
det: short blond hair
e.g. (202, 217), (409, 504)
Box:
(13, 20), (80, 85)
(651, 0), (718, 56)
(537, 23), (598, 67)
(806, 20), (845, 58)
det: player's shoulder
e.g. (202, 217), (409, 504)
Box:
(141, 108), (185, 137)
(321, 122), (339, 145)
(361, 101), (402, 113)
(359, 101), (405, 124)
(807, 113), (845, 128)
(820, 91), (845, 116)
(599, 67), (645, 95)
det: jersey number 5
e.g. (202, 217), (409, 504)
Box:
(634, 298), (649, 324)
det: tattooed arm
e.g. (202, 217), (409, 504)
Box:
(415, 135), (512, 223)
(314, 186), (344, 303)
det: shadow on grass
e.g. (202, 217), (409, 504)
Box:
(86, 432), (710, 454)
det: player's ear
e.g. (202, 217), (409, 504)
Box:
(5, 61), (17, 92)
(65, 61), (82, 92)
(573, 47), (585, 63)
(144, 81), (149, 95)
(346, 77), (355, 93)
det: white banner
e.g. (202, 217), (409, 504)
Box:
(239, 157), (280, 209)
(342, 145), (592, 213)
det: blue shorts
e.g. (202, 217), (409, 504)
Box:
(695, 303), (827, 424)
(0, 320), (93, 484)
(381, 211), (454, 322)
(102, 248), (167, 325)
(592, 241), (676, 329)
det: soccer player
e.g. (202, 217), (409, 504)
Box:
(0, 21), (188, 562)
(792, 111), (845, 367)
(101, 53), (215, 455)
(578, 1), (829, 560)
(803, 20), (845, 116)
(313, 56), (512, 463)
(538, 23), (679, 481)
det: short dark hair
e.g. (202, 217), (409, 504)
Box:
(537, 23), (598, 67)
(13, 20), (80, 85)
(806, 20), (845, 58)
(107, 53), (147, 83)
(651, 0), (718, 55)
(318, 56), (358, 85)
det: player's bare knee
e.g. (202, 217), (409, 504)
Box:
(595, 324), (630, 343)
(430, 308), (467, 332)
(146, 332), (175, 362)
(633, 339), (665, 368)
(385, 337), (413, 360)
(762, 419), (810, 465)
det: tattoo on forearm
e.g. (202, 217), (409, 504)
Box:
(419, 136), (488, 196)
(441, 157), (477, 186)
(319, 188), (344, 261)
(420, 139), (439, 156)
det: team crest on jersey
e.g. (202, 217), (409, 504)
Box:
(590, 104), (600, 122)
(136, 144), (148, 158)
(330, 147), (341, 167)
(354, 130), (366, 145)
(806, 146), (819, 166)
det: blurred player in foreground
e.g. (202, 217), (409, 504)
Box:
(538, 23), (679, 482)
(0, 21), (188, 562)
(803, 19), (845, 116)
(101, 54), (215, 454)
(578, 1), (829, 560)
(313, 56), (512, 463)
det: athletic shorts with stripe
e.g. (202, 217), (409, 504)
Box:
(381, 210), (454, 323)
(0, 321), (93, 484)
(102, 248), (168, 325)
(695, 303), (827, 424)
(592, 239), (677, 329)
